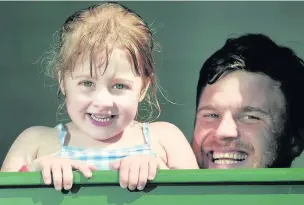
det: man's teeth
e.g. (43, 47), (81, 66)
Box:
(212, 151), (248, 164)
(90, 114), (112, 122)
(214, 160), (239, 164)
(213, 151), (247, 160)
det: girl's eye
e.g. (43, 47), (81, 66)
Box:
(81, 80), (94, 87)
(113, 83), (128, 90)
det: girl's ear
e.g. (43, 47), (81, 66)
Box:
(58, 71), (65, 96)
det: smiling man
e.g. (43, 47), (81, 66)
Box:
(192, 33), (304, 169)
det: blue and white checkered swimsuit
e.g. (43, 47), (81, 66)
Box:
(54, 123), (156, 170)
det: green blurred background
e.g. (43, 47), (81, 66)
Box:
(1, 1), (304, 167)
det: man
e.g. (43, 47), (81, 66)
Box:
(192, 33), (304, 169)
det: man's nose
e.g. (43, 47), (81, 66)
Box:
(215, 112), (238, 140)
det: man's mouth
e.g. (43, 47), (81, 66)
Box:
(207, 151), (248, 165)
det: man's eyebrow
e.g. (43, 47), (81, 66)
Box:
(197, 105), (270, 115)
(242, 106), (269, 115)
(197, 105), (216, 112)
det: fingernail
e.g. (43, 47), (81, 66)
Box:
(137, 186), (144, 190)
(120, 183), (127, 189)
(64, 184), (72, 190)
(55, 186), (61, 191)
(44, 178), (52, 184)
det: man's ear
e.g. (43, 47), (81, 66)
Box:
(139, 79), (151, 102)
(291, 128), (304, 158)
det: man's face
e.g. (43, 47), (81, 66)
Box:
(192, 70), (288, 168)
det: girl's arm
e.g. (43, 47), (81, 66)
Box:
(1, 127), (42, 172)
(150, 122), (199, 169)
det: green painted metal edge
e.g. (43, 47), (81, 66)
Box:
(0, 168), (304, 186)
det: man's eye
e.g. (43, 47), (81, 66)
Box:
(113, 83), (128, 90)
(204, 114), (219, 118)
(243, 115), (260, 120)
(239, 115), (261, 124)
(80, 80), (94, 87)
(200, 113), (220, 122)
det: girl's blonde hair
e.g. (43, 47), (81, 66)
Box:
(45, 2), (161, 121)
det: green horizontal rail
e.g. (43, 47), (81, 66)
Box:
(1, 168), (304, 186)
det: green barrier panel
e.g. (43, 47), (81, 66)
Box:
(0, 168), (304, 205)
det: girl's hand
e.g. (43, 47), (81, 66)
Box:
(110, 155), (168, 191)
(28, 155), (97, 191)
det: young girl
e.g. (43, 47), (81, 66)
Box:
(1, 2), (198, 191)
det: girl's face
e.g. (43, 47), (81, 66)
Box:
(61, 48), (147, 141)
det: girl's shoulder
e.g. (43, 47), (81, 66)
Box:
(16, 125), (61, 145)
(146, 121), (187, 151)
(148, 121), (190, 151)
(148, 121), (184, 136)
(148, 121), (199, 169)
(1, 125), (62, 171)
(132, 121), (184, 139)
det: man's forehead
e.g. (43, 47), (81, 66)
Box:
(198, 70), (284, 113)
(197, 103), (270, 115)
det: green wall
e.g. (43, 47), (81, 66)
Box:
(1, 1), (304, 167)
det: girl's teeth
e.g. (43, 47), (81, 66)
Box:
(91, 114), (112, 122)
